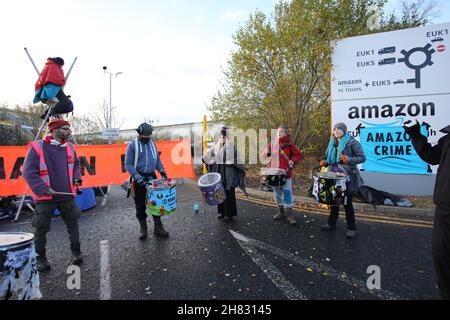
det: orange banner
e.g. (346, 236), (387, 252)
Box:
(0, 139), (196, 197)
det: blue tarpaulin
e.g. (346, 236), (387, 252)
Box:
(54, 188), (96, 215)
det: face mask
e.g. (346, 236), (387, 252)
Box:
(139, 137), (150, 144)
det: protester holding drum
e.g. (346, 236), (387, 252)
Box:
(125, 123), (170, 239)
(23, 119), (83, 272)
(319, 122), (365, 239)
(262, 125), (302, 225)
(202, 127), (246, 222)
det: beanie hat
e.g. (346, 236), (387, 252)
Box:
(48, 118), (70, 132)
(48, 57), (65, 66)
(333, 122), (347, 133)
(136, 123), (154, 135)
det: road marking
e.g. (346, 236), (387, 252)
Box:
(230, 230), (308, 300)
(230, 230), (403, 300)
(236, 195), (433, 229)
(100, 240), (111, 300)
(101, 186), (111, 206)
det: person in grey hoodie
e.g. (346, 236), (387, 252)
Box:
(125, 123), (168, 239)
(320, 122), (366, 239)
(404, 121), (450, 300)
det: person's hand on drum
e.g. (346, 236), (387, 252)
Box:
(136, 179), (147, 187)
(44, 187), (57, 197)
(288, 160), (294, 168)
(320, 160), (328, 167)
(160, 171), (168, 180)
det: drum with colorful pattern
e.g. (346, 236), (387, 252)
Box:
(146, 179), (177, 217)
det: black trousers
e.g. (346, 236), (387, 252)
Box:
(133, 172), (160, 223)
(328, 195), (356, 230)
(218, 188), (237, 218)
(32, 199), (81, 256)
(432, 207), (450, 300)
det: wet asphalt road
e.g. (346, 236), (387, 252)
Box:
(0, 180), (440, 300)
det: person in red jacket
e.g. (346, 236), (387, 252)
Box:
(34, 57), (73, 119)
(263, 125), (302, 225)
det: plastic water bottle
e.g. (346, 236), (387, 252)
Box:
(193, 204), (199, 214)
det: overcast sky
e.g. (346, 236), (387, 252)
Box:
(1, 0), (449, 130)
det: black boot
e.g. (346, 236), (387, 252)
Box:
(153, 220), (169, 238)
(70, 243), (83, 265)
(138, 218), (148, 240)
(36, 253), (51, 272)
(71, 251), (83, 265)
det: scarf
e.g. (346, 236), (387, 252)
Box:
(325, 133), (351, 165)
(44, 135), (67, 147)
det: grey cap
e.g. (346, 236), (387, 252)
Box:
(333, 122), (347, 133)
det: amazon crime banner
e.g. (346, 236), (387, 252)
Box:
(0, 139), (196, 197)
(359, 126), (429, 174)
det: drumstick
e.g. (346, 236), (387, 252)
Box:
(53, 192), (76, 196)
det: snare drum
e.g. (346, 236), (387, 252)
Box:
(146, 179), (177, 217)
(311, 171), (348, 205)
(197, 173), (227, 206)
(0, 232), (42, 300)
(260, 168), (286, 187)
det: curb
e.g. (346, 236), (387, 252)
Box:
(240, 188), (435, 218)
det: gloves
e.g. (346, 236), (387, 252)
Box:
(136, 179), (147, 187)
(320, 160), (328, 167)
(403, 120), (422, 139)
(161, 172), (168, 180)
(341, 154), (348, 164)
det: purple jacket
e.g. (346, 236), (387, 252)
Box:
(23, 141), (82, 202)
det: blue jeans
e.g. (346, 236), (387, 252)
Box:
(273, 178), (293, 209)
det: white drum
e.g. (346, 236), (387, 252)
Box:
(0, 232), (42, 300)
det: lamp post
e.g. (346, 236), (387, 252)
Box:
(103, 66), (123, 128)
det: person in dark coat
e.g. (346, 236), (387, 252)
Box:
(202, 127), (246, 222)
(404, 120), (450, 300)
(320, 122), (366, 239)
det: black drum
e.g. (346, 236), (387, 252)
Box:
(260, 168), (286, 187)
(311, 171), (348, 205)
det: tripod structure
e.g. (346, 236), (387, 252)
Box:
(14, 48), (78, 221)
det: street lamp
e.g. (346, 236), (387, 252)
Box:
(103, 66), (123, 128)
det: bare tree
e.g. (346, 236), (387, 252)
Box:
(68, 114), (101, 144)
(400, 0), (441, 26)
(89, 99), (125, 129)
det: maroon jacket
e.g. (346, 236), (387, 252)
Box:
(263, 136), (302, 179)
